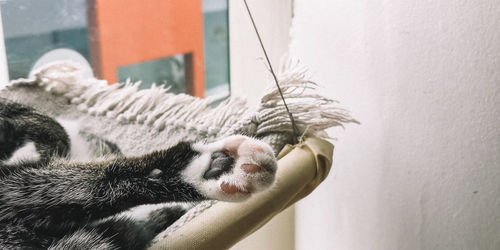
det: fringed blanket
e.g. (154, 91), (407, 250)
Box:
(0, 60), (357, 240)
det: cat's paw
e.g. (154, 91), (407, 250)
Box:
(182, 135), (277, 201)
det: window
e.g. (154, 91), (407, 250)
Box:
(0, 0), (229, 100)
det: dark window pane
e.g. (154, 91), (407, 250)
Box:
(118, 54), (186, 93)
(203, 0), (230, 100)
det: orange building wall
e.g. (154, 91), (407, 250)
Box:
(88, 0), (205, 97)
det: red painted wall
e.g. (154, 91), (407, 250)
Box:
(88, 0), (205, 97)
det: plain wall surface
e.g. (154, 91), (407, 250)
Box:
(290, 0), (500, 249)
(230, 1), (295, 249)
(230, 0), (293, 107)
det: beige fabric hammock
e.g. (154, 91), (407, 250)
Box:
(150, 137), (333, 249)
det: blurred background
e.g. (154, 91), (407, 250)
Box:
(1, 0), (499, 249)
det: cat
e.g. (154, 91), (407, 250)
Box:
(0, 98), (277, 249)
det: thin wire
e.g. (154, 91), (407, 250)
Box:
(242, 0), (300, 144)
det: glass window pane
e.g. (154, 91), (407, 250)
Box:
(203, 0), (230, 100)
(0, 0), (230, 100)
(117, 54), (186, 93)
(1, 0), (89, 79)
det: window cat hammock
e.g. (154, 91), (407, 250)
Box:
(0, 2), (357, 249)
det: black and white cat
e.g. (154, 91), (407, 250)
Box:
(0, 99), (277, 249)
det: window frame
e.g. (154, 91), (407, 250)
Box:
(0, 7), (9, 84)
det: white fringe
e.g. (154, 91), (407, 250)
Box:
(8, 60), (356, 142)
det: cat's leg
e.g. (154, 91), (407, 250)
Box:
(0, 136), (276, 227)
(182, 135), (277, 201)
(104, 202), (195, 234)
(22, 112), (71, 161)
(0, 100), (70, 161)
(0, 118), (24, 161)
(0, 221), (49, 250)
(48, 203), (191, 250)
(0, 118), (49, 176)
(0, 142), (203, 229)
(47, 229), (118, 250)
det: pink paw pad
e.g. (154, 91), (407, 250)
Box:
(241, 164), (261, 173)
(220, 183), (249, 194)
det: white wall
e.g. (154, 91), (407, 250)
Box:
(229, 1), (294, 249)
(230, 0), (292, 107)
(291, 1), (500, 249)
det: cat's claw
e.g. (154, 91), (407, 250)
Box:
(182, 135), (277, 201)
